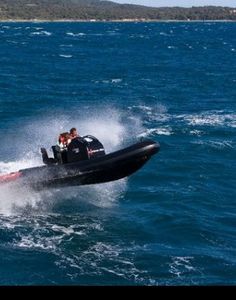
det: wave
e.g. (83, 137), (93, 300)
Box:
(59, 54), (72, 58)
(130, 105), (236, 129)
(181, 112), (236, 129)
(160, 32), (171, 36)
(30, 31), (52, 36)
(189, 130), (204, 136)
(60, 44), (73, 47)
(169, 256), (196, 278)
(0, 215), (156, 285)
(94, 79), (123, 84)
(138, 127), (172, 138)
(127, 106), (236, 140)
(192, 139), (234, 150)
(66, 32), (86, 37)
(111, 79), (122, 84)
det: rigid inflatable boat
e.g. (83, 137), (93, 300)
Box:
(0, 136), (160, 190)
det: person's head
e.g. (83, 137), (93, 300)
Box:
(70, 127), (78, 138)
(59, 132), (70, 144)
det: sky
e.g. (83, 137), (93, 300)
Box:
(113, 1), (236, 7)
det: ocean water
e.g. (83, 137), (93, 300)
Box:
(0, 21), (235, 285)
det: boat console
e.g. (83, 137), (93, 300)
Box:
(41, 135), (106, 165)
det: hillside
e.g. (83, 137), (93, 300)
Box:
(0, 0), (235, 20)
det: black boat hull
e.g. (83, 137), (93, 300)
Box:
(1, 140), (160, 190)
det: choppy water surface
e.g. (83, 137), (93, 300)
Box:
(0, 22), (235, 285)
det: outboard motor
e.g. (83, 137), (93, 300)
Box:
(83, 135), (106, 159)
(67, 135), (105, 164)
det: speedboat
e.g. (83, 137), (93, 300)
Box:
(0, 135), (160, 190)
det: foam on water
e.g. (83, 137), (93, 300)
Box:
(59, 54), (73, 58)
(131, 105), (236, 135)
(169, 257), (196, 278)
(138, 127), (173, 138)
(0, 215), (155, 284)
(194, 113), (234, 128)
(66, 32), (86, 37)
(189, 130), (204, 136)
(192, 139), (234, 150)
(30, 31), (52, 36)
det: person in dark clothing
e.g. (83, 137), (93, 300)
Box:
(70, 127), (79, 139)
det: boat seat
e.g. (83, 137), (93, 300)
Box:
(52, 145), (68, 164)
(41, 148), (57, 165)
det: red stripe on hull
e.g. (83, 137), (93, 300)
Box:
(0, 172), (22, 183)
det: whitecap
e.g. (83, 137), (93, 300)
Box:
(66, 32), (86, 37)
(211, 140), (234, 149)
(138, 127), (172, 138)
(111, 79), (122, 83)
(59, 54), (72, 58)
(60, 44), (73, 47)
(169, 256), (195, 278)
(184, 114), (225, 126)
(154, 128), (172, 136)
(30, 31), (52, 36)
(51, 225), (75, 235)
(159, 32), (169, 36)
(192, 140), (234, 150)
(183, 112), (236, 128)
(189, 130), (203, 136)
(17, 236), (57, 250)
(130, 105), (152, 112)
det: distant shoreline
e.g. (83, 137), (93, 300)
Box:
(0, 2), (235, 24)
(0, 19), (236, 23)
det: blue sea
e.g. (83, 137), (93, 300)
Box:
(0, 21), (235, 285)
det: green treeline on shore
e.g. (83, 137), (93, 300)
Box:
(0, 0), (235, 21)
